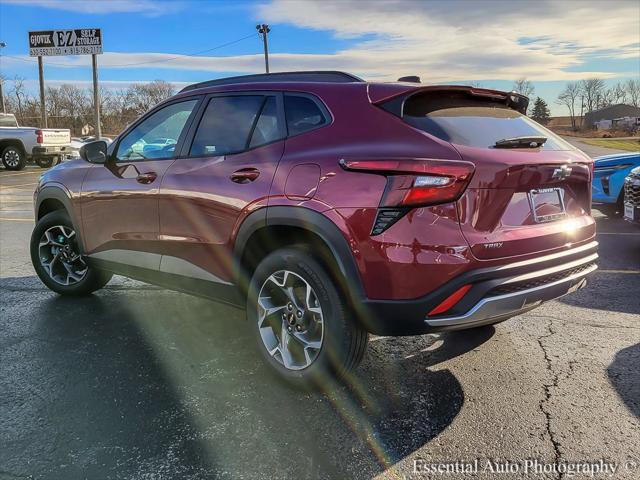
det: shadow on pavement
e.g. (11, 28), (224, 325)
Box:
(607, 343), (640, 419)
(0, 277), (495, 479)
(559, 271), (640, 315)
(0, 291), (215, 479)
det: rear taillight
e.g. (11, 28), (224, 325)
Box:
(36, 130), (43, 144)
(339, 158), (475, 207)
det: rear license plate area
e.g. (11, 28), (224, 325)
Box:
(528, 188), (567, 223)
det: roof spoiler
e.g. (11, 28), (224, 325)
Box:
(368, 84), (530, 114)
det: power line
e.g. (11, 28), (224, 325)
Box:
(0, 32), (257, 68)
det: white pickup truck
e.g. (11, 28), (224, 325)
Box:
(0, 113), (71, 170)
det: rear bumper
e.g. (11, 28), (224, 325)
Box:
(359, 241), (598, 335)
(32, 146), (68, 157)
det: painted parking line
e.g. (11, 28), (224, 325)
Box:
(0, 217), (34, 222)
(0, 183), (38, 190)
(0, 170), (43, 178)
(597, 269), (640, 274)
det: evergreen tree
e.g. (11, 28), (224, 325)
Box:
(531, 97), (551, 124)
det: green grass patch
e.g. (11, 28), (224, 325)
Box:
(580, 139), (640, 152)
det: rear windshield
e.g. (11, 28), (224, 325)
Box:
(403, 105), (571, 151)
(0, 115), (18, 127)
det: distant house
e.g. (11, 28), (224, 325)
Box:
(584, 104), (640, 128)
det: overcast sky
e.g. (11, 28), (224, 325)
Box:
(1, 0), (639, 115)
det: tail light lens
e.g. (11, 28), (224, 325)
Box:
(339, 158), (475, 207)
(36, 130), (43, 144)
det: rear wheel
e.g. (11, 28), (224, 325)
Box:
(36, 157), (54, 169)
(247, 247), (368, 389)
(1, 145), (26, 171)
(30, 210), (112, 295)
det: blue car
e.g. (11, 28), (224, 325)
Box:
(592, 152), (640, 215)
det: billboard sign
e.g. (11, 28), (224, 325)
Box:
(29, 29), (102, 56)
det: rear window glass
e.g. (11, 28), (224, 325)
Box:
(0, 115), (18, 127)
(284, 95), (327, 136)
(403, 106), (571, 150)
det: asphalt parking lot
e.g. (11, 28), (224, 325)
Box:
(1, 163), (638, 480)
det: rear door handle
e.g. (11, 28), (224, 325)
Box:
(136, 172), (158, 184)
(230, 168), (260, 184)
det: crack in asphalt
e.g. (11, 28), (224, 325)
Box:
(536, 316), (564, 480)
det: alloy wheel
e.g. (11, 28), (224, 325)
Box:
(4, 150), (20, 168)
(257, 270), (324, 370)
(38, 225), (88, 285)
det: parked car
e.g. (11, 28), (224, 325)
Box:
(30, 71), (598, 387)
(592, 152), (640, 216)
(0, 113), (71, 170)
(623, 165), (640, 225)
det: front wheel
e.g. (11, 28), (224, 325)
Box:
(247, 247), (368, 389)
(30, 210), (112, 295)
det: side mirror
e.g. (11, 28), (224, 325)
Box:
(80, 140), (108, 164)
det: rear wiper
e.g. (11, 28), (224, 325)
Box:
(494, 136), (547, 148)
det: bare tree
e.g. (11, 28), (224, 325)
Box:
(512, 78), (535, 97)
(599, 88), (616, 108)
(3, 79), (176, 135)
(556, 81), (581, 130)
(625, 78), (640, 107)
(580, 78), (605, 113)
(10, 76), (27, 119)
(125, 80), (175, 114)
(610, 82), (628, 104)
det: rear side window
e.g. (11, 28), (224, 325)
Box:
(284, 94), (327, 136)
(190, 96), (264, 156)
(249, 96), (281, 148)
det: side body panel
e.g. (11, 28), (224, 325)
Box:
(158, 140), (285, 282)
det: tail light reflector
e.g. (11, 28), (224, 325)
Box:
(428, 284), (473, 316)
(36, 130), (43, 144)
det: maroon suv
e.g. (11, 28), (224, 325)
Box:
(31, 71), (598, 386)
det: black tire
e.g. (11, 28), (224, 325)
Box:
(36, 157), (54, 169)
(1, 145), (26, 171)
(30, 210), (112, 296)
(247, 247), (368, 389)
(596, 196), (624, 217)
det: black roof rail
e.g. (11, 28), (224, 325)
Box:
(179, 71), (364, 93)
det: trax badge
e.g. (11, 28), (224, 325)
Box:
(484, 242), (504, 249)
(552, 165), (572, 180)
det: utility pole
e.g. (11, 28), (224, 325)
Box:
(91, 53), (101, 139)
(37, 55), (47, 127)
(256, 24), (270, 73)
(0, 42), (5, 113)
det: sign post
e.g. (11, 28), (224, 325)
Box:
(29, 29), (103, 136)
(91, 54), (101, 139)
(37, 56), (47, 127)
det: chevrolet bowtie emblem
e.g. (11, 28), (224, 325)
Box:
(552, 165), (572, 180)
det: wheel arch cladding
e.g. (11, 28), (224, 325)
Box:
(35, 186), (85, 252)
(0, 139), (26, 154)
(234, 206), (366, 302)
